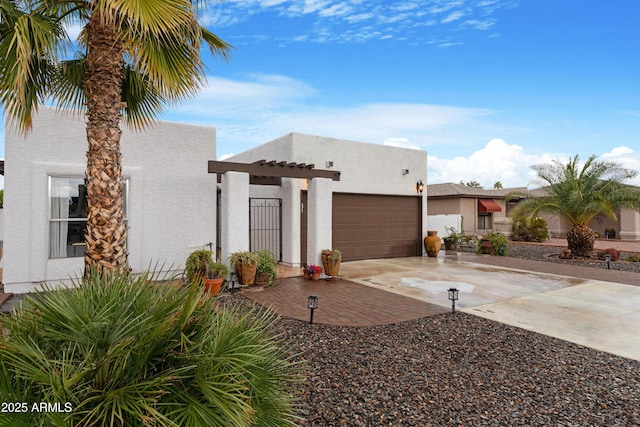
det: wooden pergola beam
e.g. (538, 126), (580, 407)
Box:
(208, 159), (340, 181)
(0, 160), (4, 176)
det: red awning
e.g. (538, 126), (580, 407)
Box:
(478, 199), (502, 213)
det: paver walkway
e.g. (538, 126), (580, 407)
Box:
(241, 276), (448, 326)
(243, 250), (639, 328)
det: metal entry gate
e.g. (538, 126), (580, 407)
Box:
(249, 198), (282, 261)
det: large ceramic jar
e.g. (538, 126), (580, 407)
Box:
(424, 230), (441, 257)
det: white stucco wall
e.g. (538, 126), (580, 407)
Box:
(228, 132), (429, 261)
(4, 107), (217, 293)
(220, 172), (250, 266)
(426, 214), (463, 240)
(230, 132), (428, 197)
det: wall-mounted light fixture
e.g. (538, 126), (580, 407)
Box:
(326, 161), (334, 168)
(416, 180), (424, 194)
(307, 295), (319, 324)
(402, 169), (410, 175)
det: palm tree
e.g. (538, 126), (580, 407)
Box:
(506, 155), (640, 257)
(0, 0), (231, 273)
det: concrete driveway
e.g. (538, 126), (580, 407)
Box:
(339, 253), (640, 361)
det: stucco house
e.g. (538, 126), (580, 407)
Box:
(219, 133), (428, 267)
(426, 183), (523, 237)
(427, 182), (640, 240)
(2, 108), (428, 293)
(3, 107), (218, 293)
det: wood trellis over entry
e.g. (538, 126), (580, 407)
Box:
(208, 159), (341, 184)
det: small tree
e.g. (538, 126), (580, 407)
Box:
(506, 155), (640, 257)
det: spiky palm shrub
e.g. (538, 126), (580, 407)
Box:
(506, 155), (640, 258)
(0, 271), (299, 427)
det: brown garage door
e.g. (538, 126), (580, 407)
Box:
(333, 193), (422, 261)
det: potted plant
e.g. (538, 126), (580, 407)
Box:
(229, 251), (260, 285)
(185, 250), (229, 295)
(306, 265), (322, 281)
(254, 250), (278, 287)
(321, 249), (342, 277)
(443, 226), (462, 251)
(477, 231), (508, 256)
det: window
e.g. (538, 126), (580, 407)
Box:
(478, 212), (492, 230)
(49, 177), (128, 259)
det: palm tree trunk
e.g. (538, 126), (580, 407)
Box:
(566, 224), (595, 258)
(83, 10), (128, 274)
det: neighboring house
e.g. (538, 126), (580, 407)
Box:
(427, 182), (640, 240)
(3, 110), (428, 293)
(426, 183), (524, 237)
(526, 187), (640, 240)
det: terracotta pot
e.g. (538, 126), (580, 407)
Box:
(303, 269), (311, 279)
(423, 230), (441, 257)
(202, 278), (224, 296)
(480, 239), (495, 255)
(311, 272), (321, 281)
(321, 251), (341, 276)
(235, 261), (257, 285)
(255, 272), (269, 286)
(443, 238), (458, 251)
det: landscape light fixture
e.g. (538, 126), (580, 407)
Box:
(447, 287), (459, 314)
(307, 295), (319, 324)
(604, 254), (611, 270)
(228, 271), (238, 293)
(416, 180), (424, 194)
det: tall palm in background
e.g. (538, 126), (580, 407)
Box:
(0, 0), (230, 273)
(506, 155), (640, 257)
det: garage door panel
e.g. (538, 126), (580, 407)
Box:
(333, 193), (421, 261)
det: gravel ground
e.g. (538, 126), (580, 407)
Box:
(219, 294), (640, 427)
(482, 242), (640, 273)
(223, 244), (640, 426)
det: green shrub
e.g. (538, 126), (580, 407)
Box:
(0, 270), (299, 426)
(0, 189), (3, 208)
(512, 217), (549, 242)
(477, 231), (508, 256)
(255, 250), (278, 287)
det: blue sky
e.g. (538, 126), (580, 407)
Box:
(2, 0), (639, 189)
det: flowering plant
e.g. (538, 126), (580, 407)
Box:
(306, 265), (322, 274)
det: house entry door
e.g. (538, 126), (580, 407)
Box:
(249, 198), (282, 261)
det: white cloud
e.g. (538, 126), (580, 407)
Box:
(203, 0), (516, 45)
(599, 147), (640, 185)
(426, 141), (640, 189)
(164, 73), (529, 155)
(601, 146), (634, 158)
(441, 11), (467, 23)
(427, 138), (562, 188)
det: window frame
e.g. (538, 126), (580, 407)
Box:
(48, 176), (129, 259)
